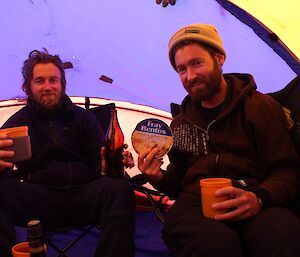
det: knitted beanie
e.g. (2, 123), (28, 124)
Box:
(168, 24), (226, 70)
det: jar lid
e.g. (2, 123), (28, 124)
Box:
(131, 118), (173, 158)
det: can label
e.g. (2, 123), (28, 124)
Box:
(131, 118), (173, 157)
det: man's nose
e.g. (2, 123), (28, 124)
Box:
(186, 67), (197, 81)
(43, 80), (53, 90)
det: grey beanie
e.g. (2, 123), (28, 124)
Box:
(168, 24), (226, 70)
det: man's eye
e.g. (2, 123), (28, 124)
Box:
(193, 60), (202, 67)
(177, 67), (186, 74)
(35, 79), (43, 84)
(50, 78), (58, 83)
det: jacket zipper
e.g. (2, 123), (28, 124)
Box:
(194, 119), (216, 155)
(194, 120), (220, 173)
(50, 120), (58, 147)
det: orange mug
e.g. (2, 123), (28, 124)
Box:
(0, 126), (32, 163)
(200, 178), (232, 219)
(12, 242), (46, 257)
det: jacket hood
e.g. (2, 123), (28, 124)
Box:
(180, 73), (257, 125)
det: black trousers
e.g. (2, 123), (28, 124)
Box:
(163, 192), (300, 257)
(0, 176), (135, 257)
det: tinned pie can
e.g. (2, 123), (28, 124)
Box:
(131, 118), (173, 158)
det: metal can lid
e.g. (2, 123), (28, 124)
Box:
(131, 118), (173, 158)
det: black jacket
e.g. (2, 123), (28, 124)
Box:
(2, 95), (105, 186)
(157, 74), (300, 207)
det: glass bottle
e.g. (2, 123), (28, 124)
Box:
(105, 107), (125, 176)
(27, 220), (46, 257)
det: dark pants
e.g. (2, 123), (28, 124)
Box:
(0, 176), (135, 257)
(163, 192), (300, 257)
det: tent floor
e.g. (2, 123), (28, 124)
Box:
(15, 209), (175, 257)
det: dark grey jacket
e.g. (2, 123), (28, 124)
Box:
(157, 73), (300, 207)
(2, 95), (105, 186)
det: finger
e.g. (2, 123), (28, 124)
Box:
(137, 155), (146, 168)
(122, 153), (133, 162)
(122, 157), (135, 168)
(122, 151), (131, 158)
(144, 148), (159, 161)
(212, 197), (241, 211)
(148, 159), (163, 175)
(0, 160), (14, 169)
(138, 145), (158, 159)
(0, 149), (15, 158)
(154, 158), (164, 167)
(126, 162), (135, 169)
(138, 148), (160, 170)
(0, 134), (8, 139)
(0, 138), (13, 148)
(144, 155), (161, 167)
(154, 155), (163, 161)
(215, 205), (248, 221)
(101, 146), (106, 155)
(139, 159), (162, 176)
(138, 150), (150, 161)
(100, 146), (108, 173)
(162, 0), (169, 7)
(128, 160), (134, 167)
(161, 196), (170, 205)
(215, 186), (243, 197)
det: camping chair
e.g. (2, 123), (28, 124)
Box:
(129, 102), (181, 226)
(44, 225), (94, 257)
(90, 101), (171, 225)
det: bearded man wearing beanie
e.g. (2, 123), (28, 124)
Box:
(138, 24), (300, 257)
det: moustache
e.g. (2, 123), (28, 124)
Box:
(188, 77), (205, 87)
(41, 92), (57, 97)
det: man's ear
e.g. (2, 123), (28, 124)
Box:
(215, 53), (225, 67)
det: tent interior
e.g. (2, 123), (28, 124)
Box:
(1, 0), (299, 111)
(1, 0), (299, 256)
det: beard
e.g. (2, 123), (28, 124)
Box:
(184, 61), (222, 103)
(30, 91), (64, 114)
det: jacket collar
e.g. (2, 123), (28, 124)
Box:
(26, 94), (74, 119)
(180, 73), (257, 126)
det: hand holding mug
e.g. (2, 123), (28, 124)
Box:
(212, 186), (262, 221)
(0, 133), (14, 171)
(0, 126), (32, 168)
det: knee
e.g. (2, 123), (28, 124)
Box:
(245, 207), (300, 256)
(165, 220), (242, 257)
(182, 227), (242, 257)
(249, 207), (300, 240)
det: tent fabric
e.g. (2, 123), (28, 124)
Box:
(227, 0), (300, 64)
(0, 0), (298, 111)
(217, 0), (300, 74)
